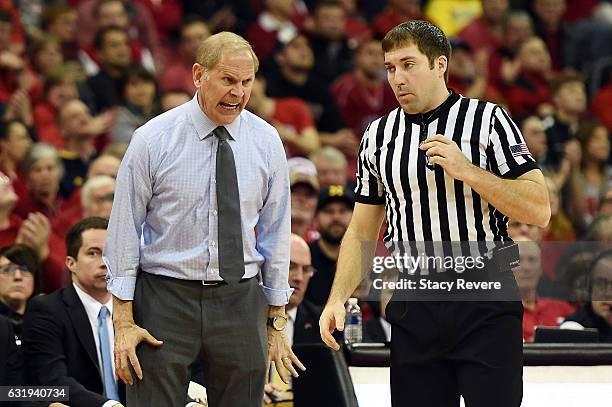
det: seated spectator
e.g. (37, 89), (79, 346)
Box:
(160, 16), (210, 96)
(531, 0), (569, 70)
(86, 27), (133, 113)
(289, 157), (319, 242)
(504, 36), (554, 119)
(16, 144), (70, 221)
(331, 38), (396, 139)
(22, 217), (127, 407)
(58, 99), (108, 198)
(136, 0), (183, 44)
(0, 170), (66, 294)
(561, 250), (612, 342)
(370, 0), (427, 39)
(447, 38), (502, 103)
(335, 0), (371, 45)
(264, 233), (331, 405)
(181, 0), (255, 35)
(542, 73), (587, 169)
(309, 0), (354, 83)
(54, 175), (116, 239)
(33, 67), (80, 149)
(160, 90), (191, 112)
(111, 66), (159, 144)
(305, 184), (354, 306)
(29, 36), (64, 81)
(77, 0), (161, 70)
(267, 33), (358, 160)
(507, 218), (544, 241)
(310, 146), (348, 190)
(513, 237), (575, 342)
(0, 10), (33, 106)
(458, 0), (509, 58)
(0, 244), (41, 339)
(521, 116), (548, 167)
(245, 0), (298, 63)
(0, 120), (32, 197)
(247, 75), (319, 157)
(40, 3), (79, 62)
(592, 73), (612, 134)
(571, 121), (612, 227)
(0, 314), (24, 392)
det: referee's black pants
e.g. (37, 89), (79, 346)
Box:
(386, 297), (523, 407)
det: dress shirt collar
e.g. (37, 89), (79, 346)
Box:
(188, 92), (242, 142)
(73, 282), (113, 321)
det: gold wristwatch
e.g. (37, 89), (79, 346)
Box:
(267, 315), (288, 331)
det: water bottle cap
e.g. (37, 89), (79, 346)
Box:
(348, 298), (358, 305)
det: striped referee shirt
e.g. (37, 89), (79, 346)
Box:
(355, 90), (538, 243)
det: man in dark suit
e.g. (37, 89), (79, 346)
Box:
(22, 217), (126, 407)
(0, 314), (22, 387)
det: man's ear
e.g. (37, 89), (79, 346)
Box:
(65, 256), (77, 274)
(438, 55), (448, 78)
(193, 63), (205, 87)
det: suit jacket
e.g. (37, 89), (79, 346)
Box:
(0, 314), (23, 386)
(22, 284), (126, 407)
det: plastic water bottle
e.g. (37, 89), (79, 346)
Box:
(344, 298), (362, 345)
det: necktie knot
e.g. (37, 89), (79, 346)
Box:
(214, 126), (230, 142)
(98, 305), (109, 320)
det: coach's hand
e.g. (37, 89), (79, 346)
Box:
(420, 134), (473, 181)
(320, 301), (345, 351)
(114, 321), (163, 385)
(267, 326), (306, 384)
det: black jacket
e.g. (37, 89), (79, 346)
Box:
(22, 284), (126, 407)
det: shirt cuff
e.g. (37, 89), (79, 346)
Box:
(102, 400), (121, 407)
(185, 403), (199, 407)
(106, 274), (138, 300)
(261, 284), (294, 306)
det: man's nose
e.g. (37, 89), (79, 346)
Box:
(230, 83), (244, 98)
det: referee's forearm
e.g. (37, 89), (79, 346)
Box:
(464, 166), (551, 228)
(327, 227), (377, 306)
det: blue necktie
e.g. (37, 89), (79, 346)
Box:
(98, 306), (120, 401)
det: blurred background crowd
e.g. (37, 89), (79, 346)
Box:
(1, 2), (612, 399)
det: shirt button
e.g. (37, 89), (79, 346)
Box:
(213, 209), (218, 216)
(211, 240), (216, 247)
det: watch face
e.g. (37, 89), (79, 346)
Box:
(273, 316), (287, 330)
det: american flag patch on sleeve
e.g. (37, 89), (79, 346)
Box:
(509, 143), (530, 157)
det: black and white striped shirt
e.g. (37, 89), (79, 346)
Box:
(355, 90), (538, 243)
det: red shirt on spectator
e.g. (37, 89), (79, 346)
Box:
(505, 71), (551, 119)
(592, 83), (612, 132)
(0, 213), (68, 293)
(271, 98), (315, 158)
(245, 13), (298, 62)
(159, 51), (195, 95)
(15, 194), (73, 223)
(458, 16), (503, 57)
(33, 102), (64, 149)
(52, 189), (83, 240)
(134, 0), (182, 43)
(522, 299), (576, 342)
(331, 72), (397, 137)
(371, 10), (428, 39)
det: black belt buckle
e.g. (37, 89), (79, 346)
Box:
(491, 242), (520, 271)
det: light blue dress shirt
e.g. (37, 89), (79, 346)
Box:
(103, 94), (293, 306)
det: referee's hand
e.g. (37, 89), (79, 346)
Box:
(320, 301), (345, 351)
(420, 134), (473, 180)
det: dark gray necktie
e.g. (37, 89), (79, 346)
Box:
(214, 126), (244, 283)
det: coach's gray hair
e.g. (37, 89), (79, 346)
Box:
(196, 32), (259, 78)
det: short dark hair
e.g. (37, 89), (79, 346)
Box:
(66, 217), (109, 259)
(0, 119), (26, 141)
(382, 20), (451, 82)
(0, 244), (42, 295)
(117, 65), (158, 105)
(94, 26), (127, 51)
(550, 72), (585, 97)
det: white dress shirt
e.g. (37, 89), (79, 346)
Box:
(72, 283), (120, 407)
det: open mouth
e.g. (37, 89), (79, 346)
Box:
(219, 102), (240, 111)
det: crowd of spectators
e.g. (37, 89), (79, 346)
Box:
(1, 0), (612, 404)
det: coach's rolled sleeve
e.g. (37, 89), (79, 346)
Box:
(103, 130), (153, 300)
(256, 137), (293, 306)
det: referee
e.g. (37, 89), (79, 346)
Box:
(320, 20), (550, 407)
